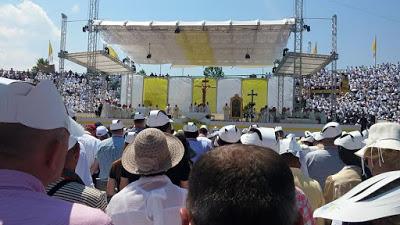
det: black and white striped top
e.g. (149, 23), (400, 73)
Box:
(46, 177), (108, 211)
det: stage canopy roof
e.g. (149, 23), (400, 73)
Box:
(94, 19), (295, 67)
(60, 50), (134, 74)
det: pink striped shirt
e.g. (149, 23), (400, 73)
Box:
(0, 169), (112, 225)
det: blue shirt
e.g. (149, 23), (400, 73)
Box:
(97, 136), (125, 179)
(188, 138), (212, 163)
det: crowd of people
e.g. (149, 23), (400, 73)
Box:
(1, 76), (400, 225)
(303, 63), (400, 124)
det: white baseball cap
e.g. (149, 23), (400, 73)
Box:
(124, 131), (137, 144)
(313, 170), (400, 222)
(199, 125), (208, 130)
(110, 119), (124, 131)
(314, 122), (342, 141)
(146, 110), (172, 127)
(96, 125), (109, 137)
(183, 122), (198, 133)
(0, 77), (84, 137)
(217, 125), (241, 144)
(133, 112), (145, 120)
(334, 131), (365, 150)
(274, 126), (283, 132)
(240, 129), (263, 147)
(258, 127), (279, 152)
(279, 136), (301, 157)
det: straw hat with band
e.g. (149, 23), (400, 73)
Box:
(122, 128), (184, 175)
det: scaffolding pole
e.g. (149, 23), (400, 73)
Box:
(331, 14), (337, 118)
(59, 13), (67, 73)
(86, 0), (99, 74)
(293, 0), (304, 113)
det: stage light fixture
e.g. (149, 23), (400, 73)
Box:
(147, 43), (152, 59)
(175, 27), (181, 34)
(245, 53), (250, 59)
(303, 25), (311, 32)
(147, 53), (152, 59)
(82, 25), (89, 32)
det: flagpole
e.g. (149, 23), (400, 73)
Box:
(374, 35), (377, 67)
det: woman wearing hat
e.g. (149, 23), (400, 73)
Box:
(106, 128), (187, 225)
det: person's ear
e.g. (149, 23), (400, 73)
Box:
(180, 208), (191, 225)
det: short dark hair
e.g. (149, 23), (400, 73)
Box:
(338, 146), (362, 167)
(187, 144), (297, 225)
(184, 131), (198, 139)
(146, 122), (171, 133)
(199, 128), (208, 135)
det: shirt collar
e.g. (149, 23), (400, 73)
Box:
(0, 169), (45, 193)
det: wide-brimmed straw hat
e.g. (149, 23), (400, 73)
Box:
(122, 128), (184, 175)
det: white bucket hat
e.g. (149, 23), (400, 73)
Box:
(314, 122), (342, 141)
(215, 125), (241, 146)
(146, 110), (173, 127)
(313, 170), (400, 222)
(274, 126), (283, 132)
(122, 128), (184, 175)
(183, 122), (198, 133)
(300, 131), (316, 143)
(334, 130), (366, 150)
(355, 122), (400, 157)
(279, 136), (301, 157)
(124, 131), (137, 144)
(258, 127), (279, 152)
(110, 119), (124, 131)
(0, 77), (83, 137)
(96, 125), (109, 137)
(133, 112), (145, 120)
(240, 128), (263, 147)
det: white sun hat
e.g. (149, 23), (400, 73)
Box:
(334, 130), (366, 150)
(96, 125), (109, 137)
(0, 77), (84, 137)
(313, 170), (400, 222)
(300, 131), (316, 143)
(110, 119), (124, 131)
(216, 125), (241, 145)
(355, 122), (400, 157)
(279, 136), (302, 157)
(240, 128), (263, 147)
(258, 127), (279, 152)
(274, 126), (283, 132)
(314, 122), (342, 141)
(124, 131), (137, 144)
(133, 112), (145, 120)
(146, 110), (172, 127)
(183, 122), (198, 133)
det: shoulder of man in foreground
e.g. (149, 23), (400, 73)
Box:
(71, 202), (113, 225)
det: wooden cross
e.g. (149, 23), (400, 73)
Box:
(195, 77), (216, 106)
(247, 89), (258, 122)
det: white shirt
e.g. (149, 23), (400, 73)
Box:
(78, 133), (101, 168)
(106, 175), (187, 225)
(75, 142), (94, 187)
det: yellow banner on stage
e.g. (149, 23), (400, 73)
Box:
(143, 77), (168, 109)
(192, 78), (217, 113)
(241, 79), (268, 112)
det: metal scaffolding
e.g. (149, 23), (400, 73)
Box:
(330, 14), (338, 116)
(86, 0), (99, 74)
(293, 0), (304, 111)
(59, 13), (67, 73)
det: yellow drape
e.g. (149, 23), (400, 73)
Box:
(241, 79), (268, 112)
(143, 77), (168, 109)
(192, 78), (217, 113)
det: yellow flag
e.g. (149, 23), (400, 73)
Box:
(48, 40), (53, 64)
(372, 36), (377, 57)
(312, 42), (318, 54)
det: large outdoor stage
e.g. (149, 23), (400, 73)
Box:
(77, 117), (360, 137)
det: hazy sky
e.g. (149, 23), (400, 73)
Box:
(1, 0), (399, 75)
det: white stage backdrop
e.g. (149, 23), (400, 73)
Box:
(120, 75), (128, 105)
(267, 76), (293, 109)
(168, 77), (192, 112)
(131, 75), (144, 107)
(217, 79), (242, 113)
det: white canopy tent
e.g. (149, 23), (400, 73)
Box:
(94, 19), (295, 67)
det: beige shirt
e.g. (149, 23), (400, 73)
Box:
(324, 166), (363, 204)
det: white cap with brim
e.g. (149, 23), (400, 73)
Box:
(217, 125), (241, 144)
(0, 78), (84, 137)
(183, 122), (198, 133)
(274, 126), (283, 132)
(313, 170), (400, 222)
(240, 132), (263, 146)
(315, 122), (342, 141)
(133, 112), (145, 120)
(258, 127), (279, 152)
(125, 132), (137, 144)
(146, 110), (172, 127)
(110, 119), (124, 131)
(96, 126), (108, 137)
(355, 122), (400, 158)
(279, 137), (301, 157)
(334, 131), (365, 150)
